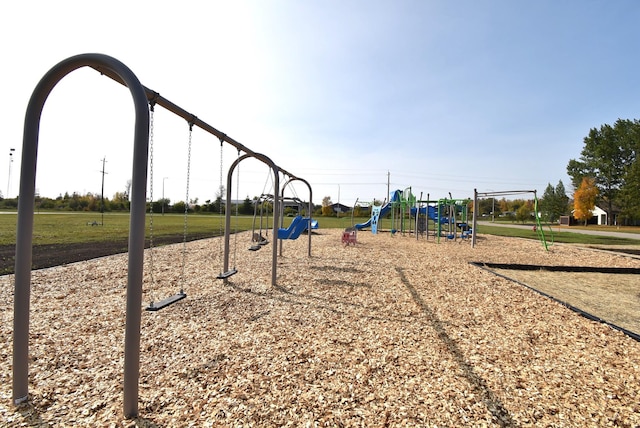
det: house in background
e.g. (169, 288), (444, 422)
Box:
(331, 203), (351, 215)
(561, 205), (608, 226)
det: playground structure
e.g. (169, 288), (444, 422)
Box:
(12, 54), (314, 418)
(355, 188), (552, 249)
(355, 189), (472, 241)
(471, 189), (552, 250)
(342, 227), (358, 245)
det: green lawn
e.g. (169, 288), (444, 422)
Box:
(0, 212), (638, 247)
(476, 224), (640, 246)
(0, 212), (263, 246)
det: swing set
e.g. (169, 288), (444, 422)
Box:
(12, 53), (313, 419)
(471, 189), (553, 250)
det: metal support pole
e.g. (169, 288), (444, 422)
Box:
(472, 188), (478, 248)
(280, 177), (313, 257)
(13, 54), (149, 419)
(224, 154), (281, 285)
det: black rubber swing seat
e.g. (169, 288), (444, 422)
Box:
(217, 269), (238, 279)
(145, 292), (186, 311)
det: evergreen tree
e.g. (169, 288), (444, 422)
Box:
(540, 180), (569, 222)
(241, 196), (253, 215)
(618, 160), (640, 224)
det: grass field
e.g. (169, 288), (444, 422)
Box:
(477, 224), (640, 245)
(0, 211), (639, 247)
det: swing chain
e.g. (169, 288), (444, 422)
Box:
(148, 104), (156, 305)
(181, 121), (194, 292)
(233, 149), (241, 268)
(218, 140), (225, 273)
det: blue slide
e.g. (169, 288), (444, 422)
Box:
(354, 190), (402, 230)
(354, 202), (392, 230)
(278, 215), (313, 240)
(303, 219), (319, 232)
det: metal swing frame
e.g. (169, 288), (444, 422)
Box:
(12, 53), (312, 420)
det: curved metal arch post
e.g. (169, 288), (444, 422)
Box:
(13, 53), (149, 418)
(224, 153), (280, 285)
(279, 177), (313, 257)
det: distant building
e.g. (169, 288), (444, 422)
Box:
(565, 206), (608, 225)
(331, 203), (351, 214)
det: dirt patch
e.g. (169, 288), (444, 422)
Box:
(0, 233), (214, 275)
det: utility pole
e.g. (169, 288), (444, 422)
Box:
(7, 148), (15, 198)
(162, 177), (168, 215)
(100, 157), (108, 226)
(387, 170), (390, 201)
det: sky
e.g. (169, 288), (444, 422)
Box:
(2, 0), (640, 207)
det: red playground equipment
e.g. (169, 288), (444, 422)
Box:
(342, 228), (357, 245)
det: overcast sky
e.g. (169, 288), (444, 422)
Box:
(3, 1), (640, 206)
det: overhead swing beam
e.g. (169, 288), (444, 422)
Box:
(91, 65), (301, 180)
(93, 65), (309, 286)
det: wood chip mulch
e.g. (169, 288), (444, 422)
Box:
(1, 230), (639, 427)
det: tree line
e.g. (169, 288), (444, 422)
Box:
(0, 192), (255, 215)
(0, 191), (313, 218)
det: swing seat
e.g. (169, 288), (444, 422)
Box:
(249, 244), (261, 251)
(217, 269), (238, 279)
(145, 292), (186, 311)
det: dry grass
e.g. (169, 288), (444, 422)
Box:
(489, 268), (640, 334)
(1, 230), (639, 427)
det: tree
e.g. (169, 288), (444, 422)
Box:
(476, 198), (496, 217)
(553, 181), (570, 218)
(539, 180), (569, 222)
(567, 119), (639, 224)
(321, 196), (333, 217)
(208, 185), (226, 214)
(498, 198), (510, 214)
(172, 201), (187, 214)
(124, 179), (132, 201)
(617, 160), (640, 224)
(515, 203), (531, 223)
(240, 196), (253, 215)
(112, 191), (130, 211)
(573, 177), (599, 226)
